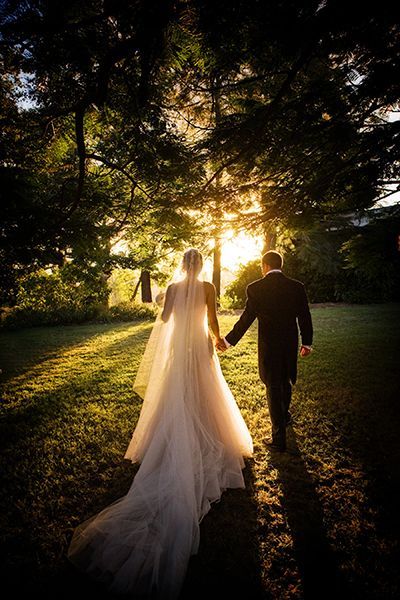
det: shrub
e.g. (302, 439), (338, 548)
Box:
(219, 294), (241, 310)
(0, 301), (157, 330)
(109, 302), (158, 321)
(1, 304), (98, 329)
(224, 260), (262, 308)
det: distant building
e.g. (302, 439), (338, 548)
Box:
(322, 204), (400, 233)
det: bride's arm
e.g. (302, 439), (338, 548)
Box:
(161, 284), (175, 322)
(205, 282), (224, 344)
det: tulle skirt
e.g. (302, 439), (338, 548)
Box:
(67, 338), (253, 599)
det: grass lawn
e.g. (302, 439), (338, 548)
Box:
(1, 304), (399, 599)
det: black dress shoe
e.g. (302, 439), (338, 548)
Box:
(265, 439), (286, 452)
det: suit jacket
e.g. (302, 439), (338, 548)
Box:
(225, 272), (313, 386)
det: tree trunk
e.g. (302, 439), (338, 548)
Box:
(263, 228), (277, 253)
(130, 277), (141, 302)
(212, 237), (222, 299)
(99, 271), (110, 310)
(140, 270), (152, 303)
(212, 71), (223, 302)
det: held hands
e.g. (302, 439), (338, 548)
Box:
(300, 345), (312, 357)
(214, 338), (313, 356)
(215, 337), (228, 353)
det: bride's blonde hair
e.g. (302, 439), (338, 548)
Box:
(182, 248), (203, 275)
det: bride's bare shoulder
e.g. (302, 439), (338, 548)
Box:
(164, 283), (177, 298)
(203, 281), (216, 296)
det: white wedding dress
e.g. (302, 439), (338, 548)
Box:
(67, 273), (253, 599)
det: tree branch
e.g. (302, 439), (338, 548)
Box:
(113, 185), (137, 233)
(196, 40), (320, 195)
(55, 107), (86, 224)
(85, 153), (155, 201)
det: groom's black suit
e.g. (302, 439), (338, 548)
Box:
(225, 271), (313, 449)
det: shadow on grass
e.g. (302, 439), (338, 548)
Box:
(0, 320), (153, 385)
(20, 459), (264, 600)
(269, 427), (356, 600)
(0, 327), (151, 452)
(180, 458), (266, 599)
(0, 454), (141, 600)
(313, 385), (400, 598)
(1, 324), (263, 598)
(0, 323), (122, 383)
(0, 327), (151, 599)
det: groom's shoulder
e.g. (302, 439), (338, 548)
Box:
(247, 277), (264, 292)
(283, 274), (306, 290)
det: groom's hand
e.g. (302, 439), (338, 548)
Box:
(300, 345), (312, 357)
(215, 337), (228, 352)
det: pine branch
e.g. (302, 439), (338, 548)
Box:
(85, 153), (155, 201)
(197, 40), (321, 195)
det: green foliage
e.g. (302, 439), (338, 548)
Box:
(188, 1), (400, 223)
(225, 212), (400, 305)
(1, 303), (102, 329)
(109, 302), (157, 322)
(0, 4), (204, 305)
(281, 225), (348, 303)
(14, 267), (110, 311)
(15, 270), (76, 311)
(1, 301), (157, 330)
(224, 260), (262, 307)
(218, 293), (240, 310)
(0, 269), (157, 329)
(108, 269), (139, 306)
(1, 0), (400, 311)
(337, 217), (400, 302)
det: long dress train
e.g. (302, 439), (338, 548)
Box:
(67, 277), (253, 598)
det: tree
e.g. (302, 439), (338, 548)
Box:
(189, 0), (400, 228)
(1, 0), (399, 312)
(0, 1), (205, 305)
(121, 204), (204, 302)
(339, 209), (400, 302)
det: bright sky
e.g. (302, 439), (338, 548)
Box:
(112, 230), (264, 277)
(219, 229), (264, 271)
(200, 230), (264, 286)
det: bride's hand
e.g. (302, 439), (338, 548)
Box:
(155, 292), (166, 307)
(215, 337), (227, 353)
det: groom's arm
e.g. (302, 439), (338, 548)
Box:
(297, 284), (313, 347)
(225, 285), (257, 346)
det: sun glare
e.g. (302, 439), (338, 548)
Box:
(221, 229), (264, 271)
(111, 229), (264, 287)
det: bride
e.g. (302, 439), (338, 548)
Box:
(67, 248), (253, 598)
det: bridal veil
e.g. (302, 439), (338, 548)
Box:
(67, 249), (253, 598)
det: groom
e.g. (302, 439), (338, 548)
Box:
(217, 250), (313, 452)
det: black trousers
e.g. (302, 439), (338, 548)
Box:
(266, 378), (292, 447)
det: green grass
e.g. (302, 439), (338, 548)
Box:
(1, 305), (399, 599)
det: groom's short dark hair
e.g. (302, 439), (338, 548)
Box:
(262, 250), (283, 270)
